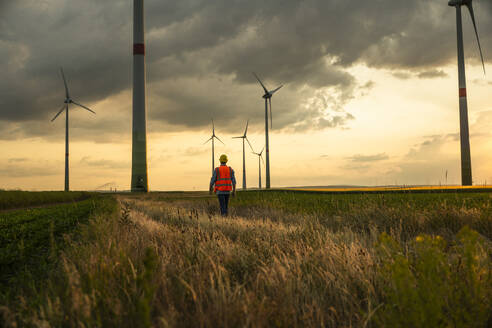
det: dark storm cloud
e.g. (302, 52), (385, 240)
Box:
(1, 0), (491, 139)
(390, 68), (449, 80)
(417, 69), (448, 79)
(0, 0), (11, 13)
(392, 72), (412, 80)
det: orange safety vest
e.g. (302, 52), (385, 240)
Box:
(214, 165), (233, 192)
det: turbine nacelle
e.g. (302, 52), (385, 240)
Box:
(204, 119), (224, 145)
(253, 72), (283, 129)
(233, 120), (254, 151)
(54, 67), (96, 118)
(261, 86), (283, 99)
(252, 147), (265, 165)
(448, 0), (471, 7)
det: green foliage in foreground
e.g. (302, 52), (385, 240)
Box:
(0, 191), (93, 211)
(376, 227), (491, 327)
(0, 196), (117, 282)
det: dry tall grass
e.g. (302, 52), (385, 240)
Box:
(2, 192), (490, 327)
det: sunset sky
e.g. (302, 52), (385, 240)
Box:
(0, 0), (491, 191)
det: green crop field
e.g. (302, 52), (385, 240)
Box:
(0, 190), (93, 211)
(0, 193), (117, 313)
(1, 191), (491, 327)
(0, 196), (115, 281)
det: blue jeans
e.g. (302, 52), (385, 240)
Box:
(217, 194), (230, 216)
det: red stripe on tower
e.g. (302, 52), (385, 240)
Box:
(133, 43), (145, 55)
(459, 88), (466, 98)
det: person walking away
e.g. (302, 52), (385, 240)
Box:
(209, 154), (236, 216)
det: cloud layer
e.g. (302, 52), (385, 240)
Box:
(1, 0), (491, 140)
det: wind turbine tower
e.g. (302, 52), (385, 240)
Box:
(131, 0), (149, 192)
(204, 120), (224, 174)
(233, 120), (254, 189)
(448, 0), (486, 186)
(51, 68), (95, 192)
(253, 73), (283, 189)
(252, 147), (264, 189)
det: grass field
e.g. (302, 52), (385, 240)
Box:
(1, 191), (491, 327)
(283, 185), (492, 193)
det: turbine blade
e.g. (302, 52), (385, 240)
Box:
(260, 146), (264, 155)
(269, 97), (273, 129)
(60, 67), (69, 99)
(260, 154), (265, 165)
(245, 136), (254, 152)
(253, 72), (268, 94)
(72, 101), (96, 114)
(466, 2), (486, 74)
(244, 119), (249, 136)
(203, 136), (213, 144)
(214, 135), (225, 145)
(232, 136), (243, 139)
(270, 84), (283, 95)
(51, 104), (66, 122)
(211, 118), (216, 136)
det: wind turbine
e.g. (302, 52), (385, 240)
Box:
(131, 0), (149, 192)
(253, 72), (283, 189)
(51, 67), (95, 192)
(252, 147), (264, 189)
(233, 120), (254, 189)
(204, 119), (224, 175)
(448, 0), (486, 186)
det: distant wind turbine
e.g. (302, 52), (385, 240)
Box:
(233, 120), (254, 189)
(51, 67), (95, 192)
(448, 0), (486, 186)
(253, 72), (283, 189)
(252, 146), (264, 189)
(204, 119), (224, 175)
